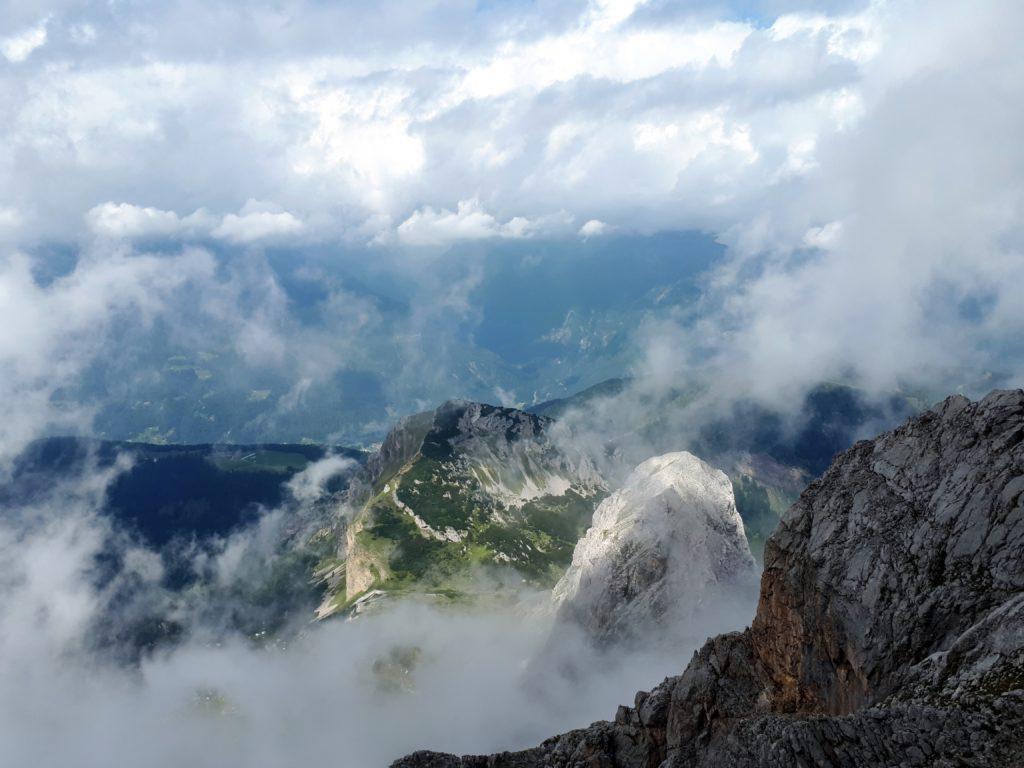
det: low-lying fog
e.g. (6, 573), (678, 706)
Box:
(0, 460), (755, 768)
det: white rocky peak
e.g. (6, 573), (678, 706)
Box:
(551, 451), (756, 648)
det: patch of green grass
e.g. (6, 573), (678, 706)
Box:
(474, 521), (571, 585)
(360, 460), (603, 594)
(395, 458), (478, 530)
(465, 543), (495, 567)
(522, 489), (600, 542)
(307, 527), (339, 562)
(360, 499), (466, 587)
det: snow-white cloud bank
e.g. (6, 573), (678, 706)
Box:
(0, 0), (994, 249)
(3, 0), (1021, 404)
(85, 201), (303, 244)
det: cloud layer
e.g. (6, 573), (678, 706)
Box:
(0, 0), (928, 245)
(0, 445), (751, 768)
(0, 4), (1021, 763)
(2, 0), (1021, 414)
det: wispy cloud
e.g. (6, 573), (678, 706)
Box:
(1, 0), (1019, 435)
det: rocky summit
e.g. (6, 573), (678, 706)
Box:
(550, 451), (756, 650)
(317, 400), (606, 618)
(394, 390), (1024, 767)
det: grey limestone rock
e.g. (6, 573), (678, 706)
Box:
(393, 390), (1024, 767)
(550, 451), (756, 650)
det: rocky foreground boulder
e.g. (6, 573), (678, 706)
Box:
(550, 451), (756, 650)
(394, 390), (1024, 767)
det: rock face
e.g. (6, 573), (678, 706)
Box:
(320, 401), (606, 618)
(551, 452), (756, 649)
(394, 390), (1024, 767)
(751, 390), (1024, 717)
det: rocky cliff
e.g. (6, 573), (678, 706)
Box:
(319, 401), (606, 618)
(394, 390), (1024, 767)
(550, 452), (756, 650)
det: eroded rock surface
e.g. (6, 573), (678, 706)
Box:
(323, 400), (607, 618)
(394, 390), (1024, 767)
(550, 451), (756, 649)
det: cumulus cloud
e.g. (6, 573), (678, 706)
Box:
(578, 219), (609, 238)
(684, 0), (1024, 406)
(86, 203), (193, 239)
(0, 17), (48, 63)
(0, 0), (889, 246)
(85, 201), (302, 244)
(212, 202), (304, 244)
(0, 0), (1018, 430)
(396, 199), (536, 246)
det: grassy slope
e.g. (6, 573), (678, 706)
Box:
(330, 450), (603, 612)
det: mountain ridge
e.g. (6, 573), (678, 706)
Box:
(318, 400), (608, 618)
(394, 389), (1024, 767)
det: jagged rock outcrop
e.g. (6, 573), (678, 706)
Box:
(394, 390), (1024, 767)
(550, 452), (756, 649)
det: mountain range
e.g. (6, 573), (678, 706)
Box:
(3, 379), (924, 651)
(396, 389), (1024, 767)
(7, 375), (1023, 765)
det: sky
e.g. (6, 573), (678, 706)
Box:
(0, 0), (896, 246)
(1, 0), (1020, 452)
(0, 2), (1023, 765)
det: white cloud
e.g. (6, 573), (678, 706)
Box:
(212, 210), (304, 244)
(0, 17), (48, 63)
(688, 0), (1024, 404)
(578, 219), (608, 238)
(396, 198), (535, 246)
(0, 248), (218, 466)
(768, 10), (881, 63)
(86, 201), (302, 244)
(0, 206), (21, 233)
(86, 203), (185, 239)
(0, 0), (1019, 407)
(279, 76), (426, 209)
(493, 386), (519, 407)
(802, 220), (842, 250)
(0, 0), (891, 245)
(456, 15), (750, 101)
(70, 23), (97, 46)
(285, 454), (356, 504)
